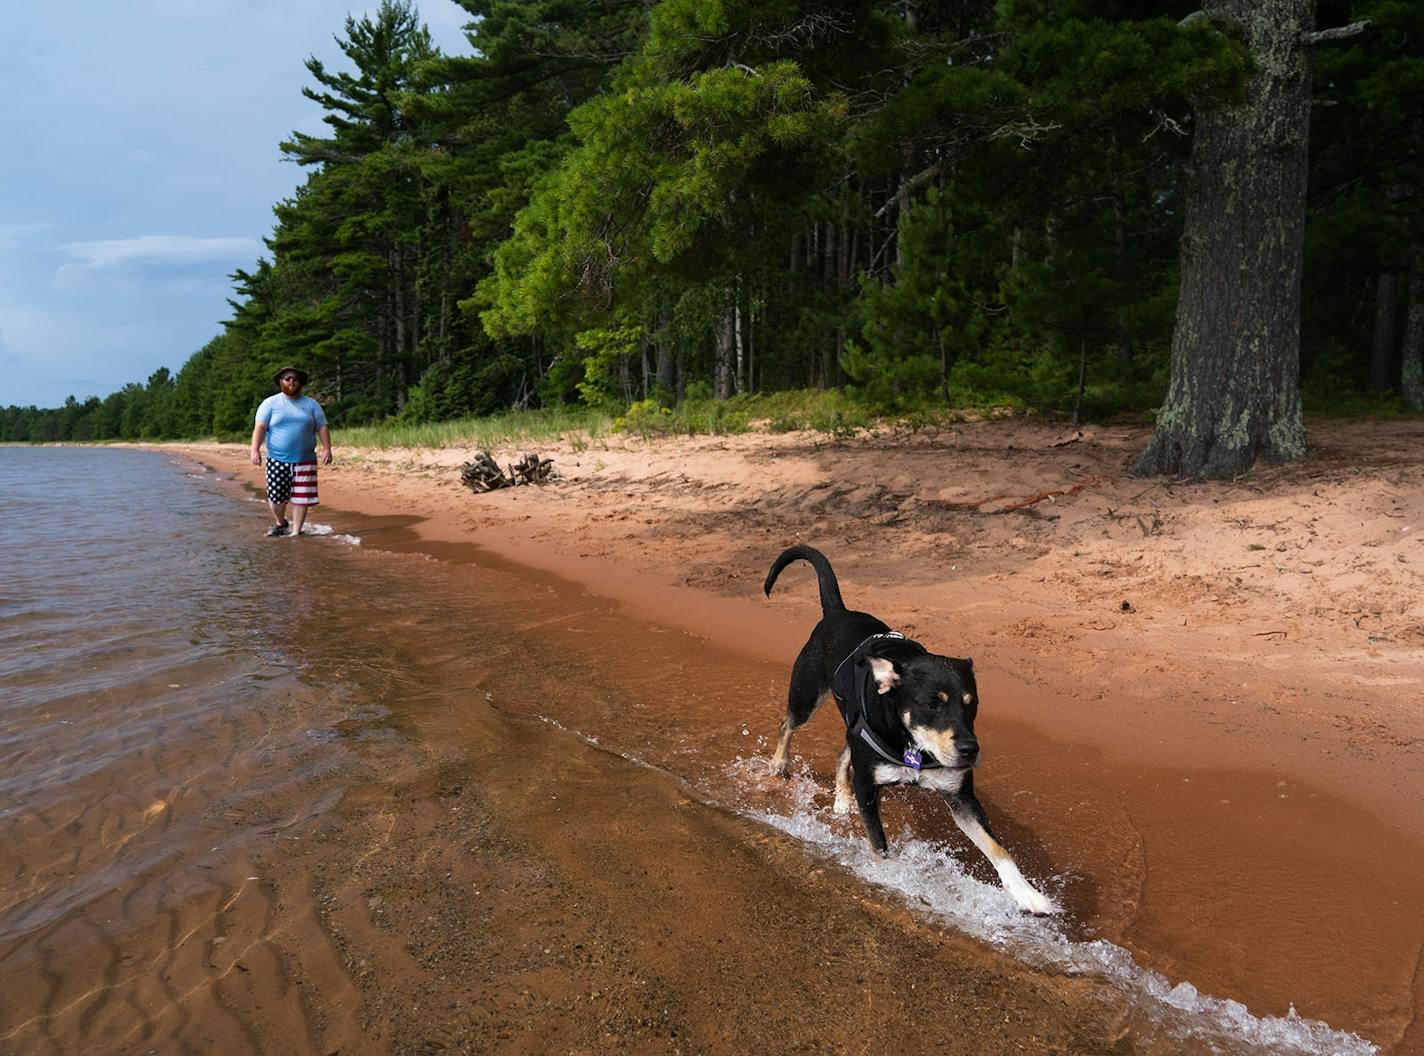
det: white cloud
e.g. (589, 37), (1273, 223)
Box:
(58, 235), (263, 271)
(0, 224), (51, 248)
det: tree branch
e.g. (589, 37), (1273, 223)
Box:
(988, 115), (1062, 150)
(1301, 21), (1370, 46)
(874, 162), (943, 218)
(1142, 109), (1189, 142)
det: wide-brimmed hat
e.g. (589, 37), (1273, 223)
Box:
(273, 365), (309, 386)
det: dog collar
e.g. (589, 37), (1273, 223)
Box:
(831, 633), (944, 771)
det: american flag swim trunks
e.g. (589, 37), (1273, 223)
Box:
(265, 459), (320, 506)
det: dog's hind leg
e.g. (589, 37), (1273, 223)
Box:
(770, 649), (826, 776)
(832, 747), (853, 815)
(770, 715), (797, 776)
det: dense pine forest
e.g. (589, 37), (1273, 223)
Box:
(4, 0), (1420, 478)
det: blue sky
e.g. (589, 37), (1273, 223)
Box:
(0, 2), (473, 408)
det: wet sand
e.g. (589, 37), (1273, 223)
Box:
(6, 423), (1421, 1054)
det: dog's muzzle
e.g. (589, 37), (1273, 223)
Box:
(923, 734), (978, 769)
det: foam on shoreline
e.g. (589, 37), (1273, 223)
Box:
(729, 759), (1377, 1056)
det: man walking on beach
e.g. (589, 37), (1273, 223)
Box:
(250, 365), (332, 537)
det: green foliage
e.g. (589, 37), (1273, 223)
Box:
(481, 48), (843, 336)
(401, 351), (529, 422)
(6, 0), (1410, 443)
(841, 342), (943, 411)
(1305, 0), (1424, 388)
(611, 388), (881, 437)
(613, 398), (674, 437)
(574, 325), (645, 407)
(847, 188), (993, 409)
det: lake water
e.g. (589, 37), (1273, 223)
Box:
(0, 447), (1396, 1054)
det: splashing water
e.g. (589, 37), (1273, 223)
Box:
(725, 758), (1376, 1056)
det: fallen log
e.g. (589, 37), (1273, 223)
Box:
(460, 451), (558, 494)
(508, 452), (555, 486)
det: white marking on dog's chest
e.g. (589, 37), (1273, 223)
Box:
(871, 764), (964, 793)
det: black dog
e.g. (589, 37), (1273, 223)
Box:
(765, 544), (1054, 914)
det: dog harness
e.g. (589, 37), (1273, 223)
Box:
(830, 632), (944, 771)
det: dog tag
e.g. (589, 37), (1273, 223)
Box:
(902, 748), (922, 770)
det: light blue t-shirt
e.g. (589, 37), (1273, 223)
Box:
(256, 394), (327, 463)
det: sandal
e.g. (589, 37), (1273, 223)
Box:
(266, 521), (290, 537)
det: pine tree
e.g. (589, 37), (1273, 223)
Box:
(263, 0), (438, 420)
(1134, 2), (1368, 478)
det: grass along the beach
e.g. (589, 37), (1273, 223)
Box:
(331, 390), (1013, 453)
(332, 391), (874, 452)
(336, 406), (613, 451)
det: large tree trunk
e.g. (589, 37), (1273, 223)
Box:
(1132, 0), (1312, 479)
(1402, 249), (1424, 411)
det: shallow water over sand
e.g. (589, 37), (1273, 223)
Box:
(0, 448), (1416, 1054)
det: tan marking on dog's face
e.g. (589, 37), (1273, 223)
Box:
(904, 721), (960, 767)
(963, 692), (975, 706)
(936, 691), (949, 704)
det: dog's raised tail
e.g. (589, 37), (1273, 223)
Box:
(764, 545), (846, 614)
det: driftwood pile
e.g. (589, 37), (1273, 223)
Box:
(459, 451), (557, 494)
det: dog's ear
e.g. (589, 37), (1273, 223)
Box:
(868, 657), (900, 695)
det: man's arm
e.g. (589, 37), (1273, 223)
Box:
(250, 422), (267, 465)
(318, 425), (332, 465)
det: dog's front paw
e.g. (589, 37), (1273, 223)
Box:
(1011, 882), (1059, 916)
(832, 790), (852, 816)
